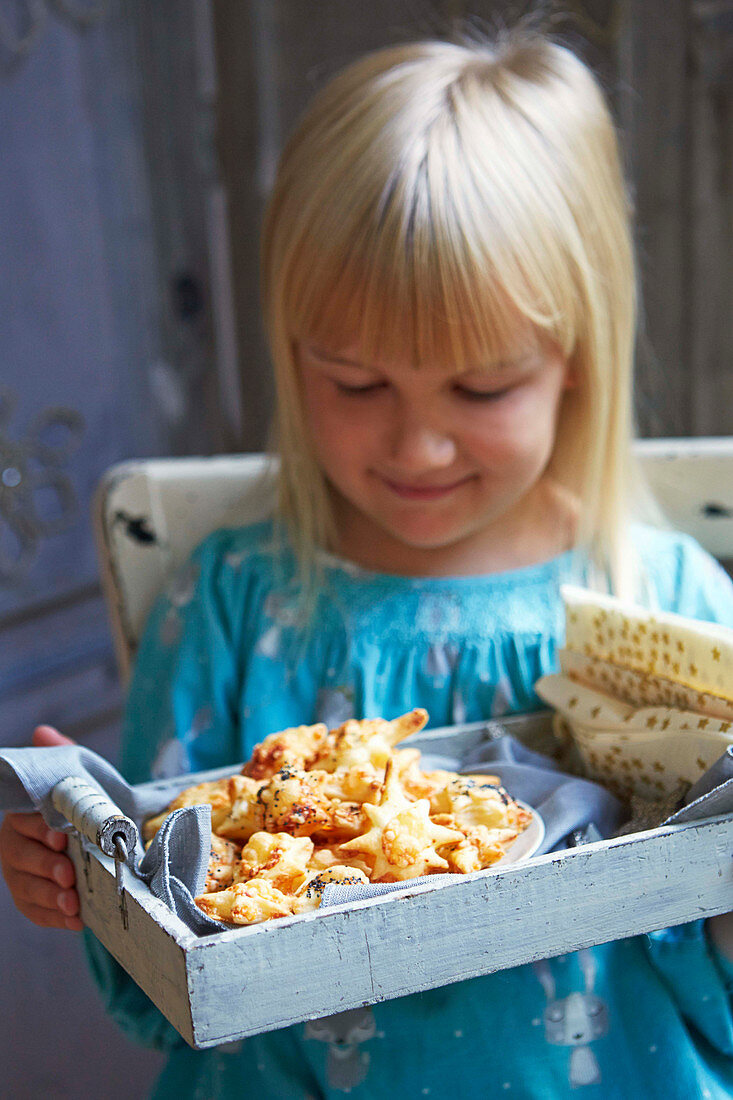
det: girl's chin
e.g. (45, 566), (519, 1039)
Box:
(376, 515), (479, 551)
(333, 489), (492, 553)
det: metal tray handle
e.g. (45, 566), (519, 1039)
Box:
(51, 776), (138, 856)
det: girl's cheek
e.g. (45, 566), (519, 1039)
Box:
(330, 404), (392, 457)
(463, 400), (531, 444)
(309, 401), (380, 466)
(320, 405), (382, 449)
(471, 386), (557, 436)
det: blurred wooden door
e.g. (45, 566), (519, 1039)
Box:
(1, 2), (231, 1096)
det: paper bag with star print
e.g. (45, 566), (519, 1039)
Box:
(535, 586), (733, 800)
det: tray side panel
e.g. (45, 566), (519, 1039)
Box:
(185, 816), (733, 1048)
(68, 834), (194, 1045)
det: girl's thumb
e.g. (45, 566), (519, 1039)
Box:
(32, 725), (76, 748)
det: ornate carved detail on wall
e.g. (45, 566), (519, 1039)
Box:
(0, 386), (84, 584)
(0, 0), (107, 68)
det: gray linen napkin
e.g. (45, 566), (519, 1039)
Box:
(668, 745), (733, 824)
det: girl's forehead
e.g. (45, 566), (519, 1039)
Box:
(285, 214), (566, 374)
(304, 330), (544, 375)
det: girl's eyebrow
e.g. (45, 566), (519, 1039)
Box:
(306, 344), (537, 374)
(306, 347), (377, 370)
(458, 354), (537, 378)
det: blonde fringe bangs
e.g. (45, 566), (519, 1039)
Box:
(262, 35), (639, 596)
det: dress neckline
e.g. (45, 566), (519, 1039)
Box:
(313, 544), (580, 588)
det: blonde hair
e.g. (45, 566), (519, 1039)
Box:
(261, 30), (640, 595)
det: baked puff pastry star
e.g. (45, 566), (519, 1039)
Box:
(142, 777), (235, 843)
(242, 722), (329, 779)
(196, 879), (295, 925)
(339, 761), (464, 881)
(434, 818), (520, 874)
(430, 777), (519, 830)
(233, 831), (314, 894)
(203, 834), (242, 892)
(256, 766), (366, 842)
(148, 707), (533, 927)
(292, 866), (371, 913)
(215, 775), (268, 843)
(311, 709), (428, 772)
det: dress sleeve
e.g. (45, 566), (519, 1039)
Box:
(84, 530), (247, 1049)
(83, 930), (186, 1051)
(642, 532), (733, 1055)
(666, 533), (733, 627)
(117, 532), (244, 784)
(645, 922), (733, 1056)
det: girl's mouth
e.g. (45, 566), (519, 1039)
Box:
(379, 475), (473, 501)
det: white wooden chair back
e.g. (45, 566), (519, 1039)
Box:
(94, 453), (276, 681)
(95, 439), (733, 682)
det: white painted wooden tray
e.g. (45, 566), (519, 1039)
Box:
(65, 713), (733, 1050)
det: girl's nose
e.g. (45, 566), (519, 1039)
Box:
(388, 415), (457, 471)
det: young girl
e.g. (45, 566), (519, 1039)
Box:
(3, 28), (733, 1099)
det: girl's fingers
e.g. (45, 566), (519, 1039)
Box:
(1, 825), (74, 887)
(32, 725), (76, 747)
(7, 812), (67, 852)
(14, 899), (83, 931)
(7, 867), (79, 915)
(1, 729), (80, 934)
(0, 765), (82, 934)
(14, 836), (74, 888)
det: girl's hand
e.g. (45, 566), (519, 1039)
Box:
(0, 725), (83, 931)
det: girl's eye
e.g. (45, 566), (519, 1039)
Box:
(454, 384), (512, 402)
(334, 381), (387, 396)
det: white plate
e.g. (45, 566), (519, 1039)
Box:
(497, 801), (545, 865)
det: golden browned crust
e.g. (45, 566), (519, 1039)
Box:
(242, 723), (329, 779)
(142, 709), (531, 926)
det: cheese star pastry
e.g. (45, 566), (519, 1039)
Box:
(242, 722), (329, 779)
(320, 754), (421, 805)
(196, 879), (294, 925)
(216, 775), (268, 842)
(308, 846), (372, 877)
(233, 832), (313, 894)
(429, 777), (519, 830)
(400, 765), (460, 802)
(322, 763), (384, 805)
(434, 818), (520, 874)
(256, 766), (366, 841)
(256, 767), (331, 835)
(292, 866), (371, 913)
(312, 709), (428, 772)
(204, 834), (242, 892)
(402, 766), (503, 803)
(142, 777), (235, 843)
(340, 762), (464, 881)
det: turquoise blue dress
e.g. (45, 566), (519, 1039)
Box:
(86, 521), (733, 1099)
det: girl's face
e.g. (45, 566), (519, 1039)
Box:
(296, 335), (575, 574)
